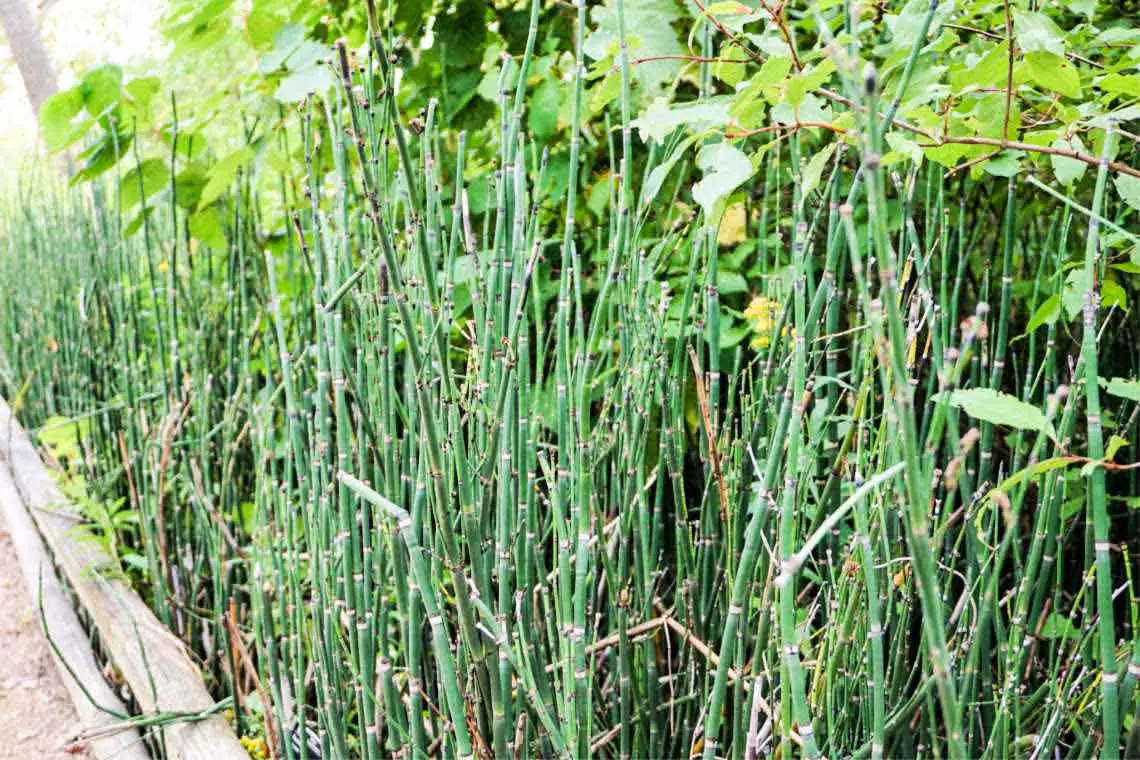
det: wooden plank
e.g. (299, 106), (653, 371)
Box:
(0, 398), (247, 760)
(0, 463), (150, 760)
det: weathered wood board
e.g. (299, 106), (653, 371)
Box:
(0, 398), (247, 760)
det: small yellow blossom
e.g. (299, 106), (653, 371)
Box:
(744, 295), (779, 348)
(240, 735), (269, 759)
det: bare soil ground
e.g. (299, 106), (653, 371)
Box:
(0, 519), (89, 759)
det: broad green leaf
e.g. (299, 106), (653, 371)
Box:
(37, 415), (90, 462)
(1040, 612), (1078, 640)
(80, 65), (124, 117)
(120, 158), (170, 208)
(1068, 0), (1097, 18)
(793, 59), (836, 95)
(692, 142), (754, 222)
(884, 0), (949, 54)
(1013, 10), (1066, 56)
(947, 388), (1051, 433)
(1025, 294), (1061, 333)
(714, 51), (749, 87)
(588, 71), (622, 114)
(478, 51), (518, 103)
(39, 87), (87, 151)
(1023, 52), (1081, 99)
(1099, 73), (1140, 98)
(1116, 175), (1140, 212)
(246, 0), (286, 49)
(751, 56), (793, 88)
(632, 97), (732, 143)
(275, 64), (335, 103)
(950, 41), (1008, 93)
(124, 77), (162, 125)
(260, 24), (306, 72)
(198, 147), (254, 210)
(719, 324), (750, 349)
(72, 133), (133, 184)
(1102, 279), (1128, 311)
(983, 151), (1022, 177)
(174, 165), (208, 210)
(771, 92), (830, 125)
(189, 208), (227, 250)
(123, 206), (154, 237)
(887, 62), (947, 111)
(800, 142), (837, 198)
(717, 270), (748, 295)
(641, 134), (698, 207)
(1062, 267), (1091, 319)
(1050, 136), (1086, 185)
(1106, 435), (1128, 462)
(584, 0), (684, 93)
(527, 78), (562, 139)
(1104, 377), (1140, 402)
(986, 457), (1077, 505)
(884, 132), (923, 165)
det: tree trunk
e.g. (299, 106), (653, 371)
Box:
(0, 0), (57, 117)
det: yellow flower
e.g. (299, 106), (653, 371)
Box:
(240, 736), (269, 759)
(744, 295), (779, 348)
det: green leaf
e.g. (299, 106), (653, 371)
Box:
(189, 207), (227, 250)
(950, 41), (1008, 94)
(632, 97), (732, 143)
(1023, 52), (1081, 99)
(584, 0), (684, 93)
(983, 151), (1022, 177)
(771, 92), (830, 125)
(1068, 0), (1098, 18)
(198, 147), (253, 210)
(259, 24), (306, 72)
(884, 0), (948, 54)
(641, 134), (698, 207)
(719, 324), (750, 349)
(1040, 612), (1078, 640)
(800, 142), (837, 198)
(1013, 10), (1066, 56)
(246, 0), (286, 49)
(1099, 73), (1140, 98)
(884, 132), (923, 165)
(275, 64), (335, 103)
(714, 51), (749, 87)
(37, 415), (89, 462)
(751, 56), (793, 88)
(528, 78), (562, 139)
(1104, 377), (1140, 402)
(1105, 435), (1128, 462)
(1115, 175), (1140, 212)
(39, 87), (87, 151)
(1025, 294), (1061, 333)
(72, 133), (133, 184)
(1050, 136), (1086, 185)
(986, 457), (1077, 505)
(1102, 279), (1128, 311)
(123, 206), (154, 237)
(947, 388), (1052, 434)
(174, 165), (208, 210)
(120, 158), (170, 209)
(1062, 267), (1092, 319)
(692, 142), (754, 222)
(717, 270), (748, 295)
(80, 65), (124, 117)
(588, 71), (622, 114)
(124, 76), (162, 124)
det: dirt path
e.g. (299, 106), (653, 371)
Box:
(0, 516), (90, 759)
